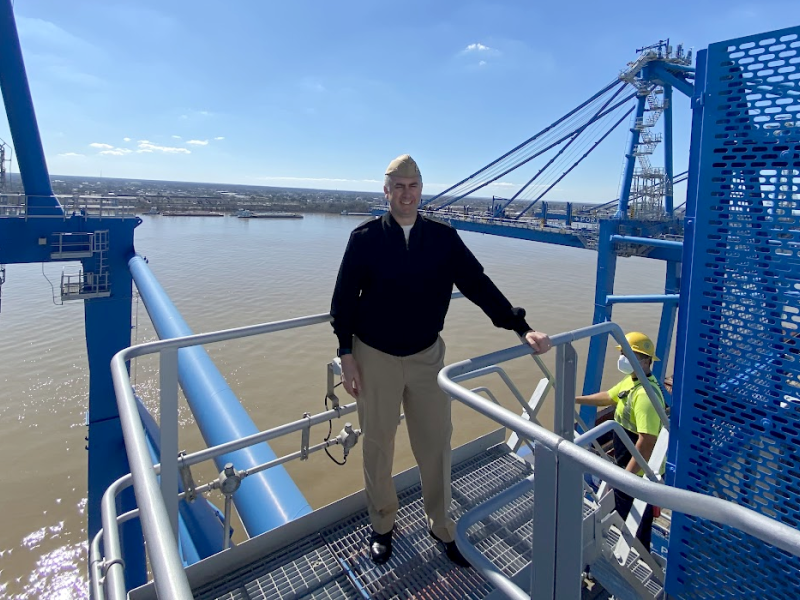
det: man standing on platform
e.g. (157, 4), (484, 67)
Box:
(330, 154), (552, 566)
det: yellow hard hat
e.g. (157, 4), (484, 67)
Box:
(617, 331), (659, 361)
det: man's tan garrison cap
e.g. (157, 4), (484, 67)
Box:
(385, 154), (421, 178)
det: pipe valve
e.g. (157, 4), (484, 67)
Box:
(218, 463), (241, 495)
(336, 423), (360, 459)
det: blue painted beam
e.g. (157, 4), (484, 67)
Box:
(649, 63), (695, 98)
(445, 218), (588, 249)
(610, 234), (683, 251)
(128, 255), (312, 537)
(665, 47), (708, 495)
(606, 294), (679, 305)
(617, 94), (648, 218)
(580, 220), (619, 428)
(0, 0), (61, 215)
(653, 261), (680, 402)
(664, 84), (675, 216)
(82, 216), (146, 590)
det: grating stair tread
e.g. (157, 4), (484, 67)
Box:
(590, 526), (664, 600)
(193, 445), (534, 600)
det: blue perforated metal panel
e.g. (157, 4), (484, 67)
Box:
(666, 26), (800, 598)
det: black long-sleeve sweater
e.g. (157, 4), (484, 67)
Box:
(331, 212), (532, 357)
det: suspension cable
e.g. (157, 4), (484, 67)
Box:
(421, 79), (624, 208)
(430, 89), (636, 211)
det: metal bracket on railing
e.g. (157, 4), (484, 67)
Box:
(218, 463), (241, 551)
(327, 360), (342, 410)
(218, 463), (241, 495)
(301, 412), (311, 460)
(178, 451), (197, 503)
(102, 557), (126, 577)
(335, 423), (360, 459)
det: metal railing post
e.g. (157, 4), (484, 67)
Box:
(554, 454), (584, 598)
(554, 342), (578, 441)
(554, 345), (584, 597)
(531, 443), (557, 600)
(160, 347), (179, 541)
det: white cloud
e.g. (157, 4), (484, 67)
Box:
(58, 152), (85, 158)
(123, 137), (131, 142)
(465, 43), (491, 52)
(89, 142), (114, 149)
(459, 42), (501, 67)
(179, 110), (213, 120)
(462, 43), (501, 56)
(214, 136), (225, 141)
(100, 149), (131, 156)
(137, 141), (191, 154)
(172, 135), (182, 139)
(186, 139), (209, 146)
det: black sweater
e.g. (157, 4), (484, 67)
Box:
(331, 212), (532, 357)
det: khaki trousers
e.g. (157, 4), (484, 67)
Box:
(353, 336), (456, 542)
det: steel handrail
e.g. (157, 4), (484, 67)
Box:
(573, 419), (659, 482)
(440, 322), (800, 595)
(109, 313), (333, 600)
(456, 475), (536, 600)
(104, 296), (494, 598)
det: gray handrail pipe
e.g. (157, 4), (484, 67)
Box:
(441, 321), (800, 599)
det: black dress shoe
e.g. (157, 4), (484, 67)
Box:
(429, 530), (471, 568)
(369, 528), (393, 564)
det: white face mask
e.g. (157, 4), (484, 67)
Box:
(617, 355), (634, 375)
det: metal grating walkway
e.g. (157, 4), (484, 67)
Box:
(193, 444), (534, 600)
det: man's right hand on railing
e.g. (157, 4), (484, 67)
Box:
(341, 354), (362, 398)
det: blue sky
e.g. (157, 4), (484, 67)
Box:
(1, 0), (795, 201)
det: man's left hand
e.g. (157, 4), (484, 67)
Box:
(524, 330), (552, 354)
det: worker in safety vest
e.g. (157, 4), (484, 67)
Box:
(576, 331), (666, 550)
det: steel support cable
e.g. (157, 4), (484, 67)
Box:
(430, 90), (637, 210)
(502, 80), (630, 209)
(430, 96), (606, 210)
(433, 109), (611, 212)
(430, 87), (622, 208)
(448, 83), (631, 196)
(513, 102), (635, 204)
(421, 79), (624, 208)
(423, 79), (622, 207)
(505, 99), (631, 207)
(504, 119), (607, 209)
(508, 107), (627, 212)
(514, 105), (635, 218)
(485, 101), (631, 223)
(437, 90), (635, 209)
